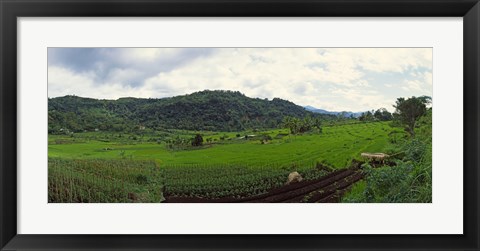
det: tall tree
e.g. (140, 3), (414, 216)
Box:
(393, 96), (431, 137)
(374, 108), (393, 121)
(313, 117), (322, 132)
(359, 111), (374, 122)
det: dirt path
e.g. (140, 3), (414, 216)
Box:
(164, 167), (363, 203)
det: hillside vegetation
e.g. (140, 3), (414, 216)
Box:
(49, 90), (335, 133)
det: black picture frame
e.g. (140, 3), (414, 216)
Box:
(1, 0), (479, 250)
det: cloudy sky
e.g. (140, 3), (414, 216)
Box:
(48, 48), (432, 112)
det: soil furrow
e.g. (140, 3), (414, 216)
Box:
(310, 172), (363, 203)
(281, 171), (363, 203)
(164, 167), (363, 203)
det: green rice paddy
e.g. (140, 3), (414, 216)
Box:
(49, 121), (399, 169)
(48, 121), (404, 201)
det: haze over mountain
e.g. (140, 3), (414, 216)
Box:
(48, 90), (336, 133)
(303, 106), (364, 118)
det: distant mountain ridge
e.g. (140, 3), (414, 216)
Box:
(304, 105), (364, 118)
(48, 90), (336, 133)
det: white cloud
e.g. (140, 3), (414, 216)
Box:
(48, 48), (432, 111)
(402, 80), (424, 92)
(424, 71), (433, 86)
(48, 66), (149, 99)
(330, 88), (393, 112)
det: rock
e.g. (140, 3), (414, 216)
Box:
(286, 171), (303, 185)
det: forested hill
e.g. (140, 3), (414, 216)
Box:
(48, 90), (334, 133)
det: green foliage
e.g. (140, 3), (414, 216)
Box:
(404, 139), (427, 163)
(393, 96), (431, 137)
(341, 180), (366, 202)
(358, 108), (392, 122)
(282, 115), (322, 134)
(362, 162), (414, 202)
(344, 156), (431, 203)
(191, 134), (204, 147)
(163, 162), (329, 198)
(342, 109), (432, 203)
(49, 91), (336, 133)
(374, 108), (393, 121)
(416, 108), (432, 140)
(358, 111), (375, 122)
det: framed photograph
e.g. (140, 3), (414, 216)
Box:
(1, 0), (479, 250)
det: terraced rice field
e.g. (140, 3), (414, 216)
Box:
(48, 121), (403, 202)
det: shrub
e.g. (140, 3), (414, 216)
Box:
(403, 139), (427, 163)
(191, 134), (203, 146)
